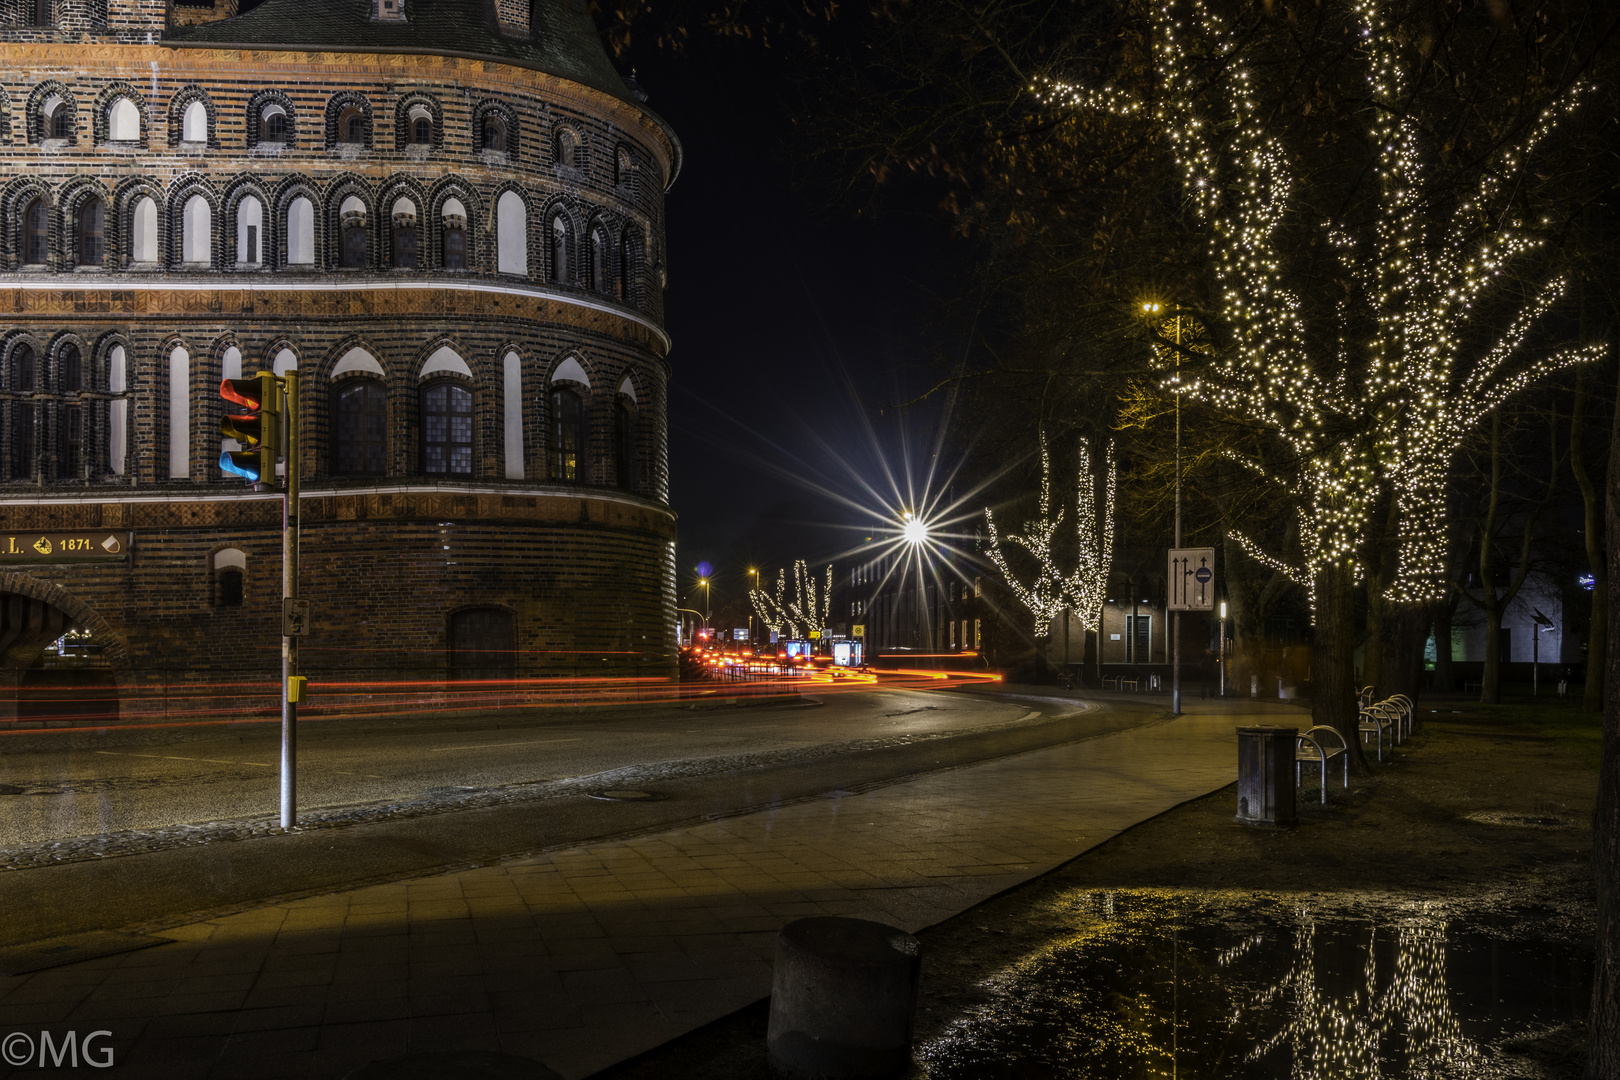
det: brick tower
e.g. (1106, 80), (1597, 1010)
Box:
(0, 0), (680, 723)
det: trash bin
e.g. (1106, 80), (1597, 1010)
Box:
(1235, 725), (1297, 827)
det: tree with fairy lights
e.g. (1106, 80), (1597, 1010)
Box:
(749, 567), (801, 640)
(748, 561), (833, 640)
(1039, 0), (1604, 745)
(985, 433), (1116, 671)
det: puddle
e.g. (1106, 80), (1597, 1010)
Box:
(921, 889), (1591, 1079)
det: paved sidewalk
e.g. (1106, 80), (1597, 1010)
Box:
(0, 699), (1295, 1079)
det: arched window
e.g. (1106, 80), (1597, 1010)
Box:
(22, 198), (48, 265)
(333, 379), (387, 476)
(109, 345), (127, 476)
(412, 115), (432, 145)
(615, 397), (636, 491)
(182, 194), (211, 265)
(548, 387), (583, 482)
(262, 108), (287, 144)
(554, 127), (579, 168)
(182, 100), (208, 143)
(108, 97), (140, 141)
(443, 198), (468, 270)
(236, 196), (263, 266)
(481, 116), (505, 152)
(131, 196), (158, 263)
(391, 197), (417, 269)
(11, 405), (33, 480)
(496, 191), (526, 276)
(218, 568), (244, 607)
(421, 381), (473, 476)
(618, 230), (635, 301)
(550, 215), (571, 285)
(588, 226), (606, 293)
(287, 195), (314, 265)
(60, 344), (80, 392)
(77, 200), (105, 266)
(340, 196), (368, 269)
(11, 347), (36, 480)
(63, 402), (82, 477)
(339, 107), (366, 145)
(615, 146), (633, 186)
(46, 98), (72, 140)
(12, 346), (35, 392)
(214, 549), (247, 607)
(168, 345), (189, 478)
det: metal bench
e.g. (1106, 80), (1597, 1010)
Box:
(1296, 725), (1349, 804)
(1358, 705), (1397, 760)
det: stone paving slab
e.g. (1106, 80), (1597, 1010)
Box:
(0, 700), (1287, 1079)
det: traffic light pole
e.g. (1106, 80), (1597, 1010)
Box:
(280, 372), (300, 831)
(1172, 314), (1182, 717)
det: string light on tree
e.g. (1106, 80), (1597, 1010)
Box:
(1034, 0), (1602, 606)
(748, 560), (832, 639)
(985, 432), (1116, 638)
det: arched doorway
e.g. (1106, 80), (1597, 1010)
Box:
(2, 593), (119, 724)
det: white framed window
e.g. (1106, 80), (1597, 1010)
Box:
(107, 97), (140, 141)
(182, 100), (208, 143)
(236, 196), (263, 266)
(182, 194), (211, 265)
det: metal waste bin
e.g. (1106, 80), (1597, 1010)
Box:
(1235, 725), (1297, 826)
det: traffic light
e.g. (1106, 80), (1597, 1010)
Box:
(219, 371), (282, 484)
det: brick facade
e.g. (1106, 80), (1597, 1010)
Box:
(0, 2), (681, 724)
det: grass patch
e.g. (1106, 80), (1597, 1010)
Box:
(1465, 702), (1604, 766)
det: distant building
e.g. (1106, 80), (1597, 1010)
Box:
(0, 0), (680, 724)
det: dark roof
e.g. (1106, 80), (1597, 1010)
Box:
(166, 0), (678, 179)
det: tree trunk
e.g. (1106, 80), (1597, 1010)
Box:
(1313, 558), (1368, 771)
(1480, 589), (1505, 705)
(1574, 365), (1608, 713)
(1378, 603), (1430, 704)
(1586, 369), (1620, 1079)
(1364, 585), (1387, 699)
(1433, 593), (1458, 692)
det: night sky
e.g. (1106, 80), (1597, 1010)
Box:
(624, 40), (958, 614)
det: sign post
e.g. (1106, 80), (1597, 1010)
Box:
(280, 371), (302, 831)
(1168, 547), (1216, 714)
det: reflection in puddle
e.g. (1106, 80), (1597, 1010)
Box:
(921, 890), (1590, 1079)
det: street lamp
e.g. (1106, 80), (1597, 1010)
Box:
(747, 568), (758, 645)
(1144, 301), (1184, 715)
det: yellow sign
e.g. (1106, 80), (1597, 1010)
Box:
(809, 630), (821, 639)
(0, 532), (131, 562)
(852, 624), (866, 637)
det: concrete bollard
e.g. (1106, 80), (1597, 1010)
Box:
(767, 916), (922, 1079)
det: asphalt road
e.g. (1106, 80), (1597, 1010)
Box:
(0, 687), (1165, 946)
(2, 688), (1046, 846)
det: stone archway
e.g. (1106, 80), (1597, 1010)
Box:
(0, 579), (127, 726)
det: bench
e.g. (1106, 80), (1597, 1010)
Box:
(1296, 725), (1349, 804)
(1358, 705), (1397, 760)
(1463, 681), (1482, 693)
(1101, 676), (1141, 692)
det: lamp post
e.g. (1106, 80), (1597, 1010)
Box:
(748, 568), (758, 646)
(1144, 301), (1184, 716)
